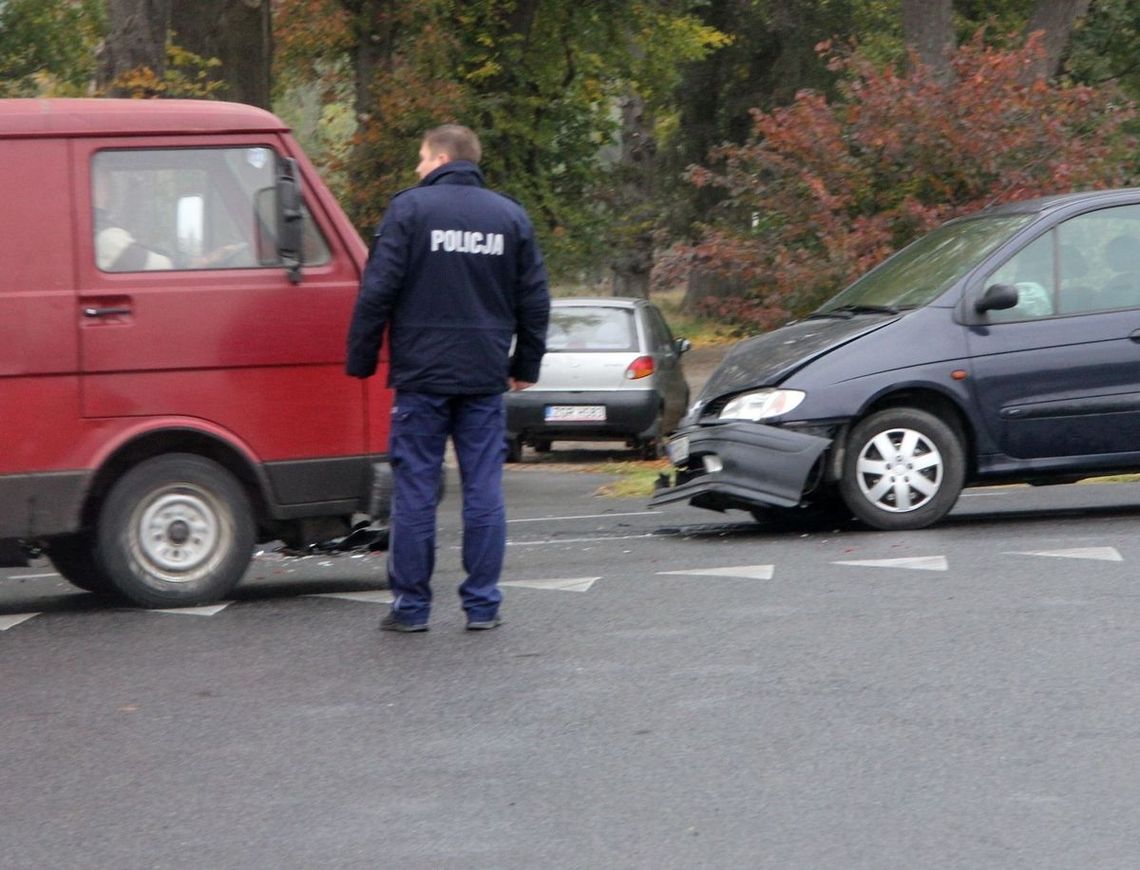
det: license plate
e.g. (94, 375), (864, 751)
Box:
(545, 405), (606, 422)
(667, 435), (689, 465)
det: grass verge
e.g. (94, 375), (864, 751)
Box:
(589, 459), (671, 498)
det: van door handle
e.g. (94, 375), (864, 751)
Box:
(1130, 329), (1140, 343)
(83, 305), (132, 318)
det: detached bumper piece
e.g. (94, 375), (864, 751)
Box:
(649, 422), (832, 512)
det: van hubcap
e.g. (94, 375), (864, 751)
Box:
(136, 490), (221, 576)
(855, 428), (943, 513)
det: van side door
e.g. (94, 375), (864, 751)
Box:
(76, 138), (367, 506)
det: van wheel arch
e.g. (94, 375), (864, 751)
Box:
(79, 431), (268, 537)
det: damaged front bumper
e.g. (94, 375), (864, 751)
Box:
(649, 421), (833, 513)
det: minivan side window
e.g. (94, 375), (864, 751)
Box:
(985, 231), (1056, 321)
(985, 204), (1140, 320)
(92, 147), (330, 272)
(1057, 204), (1140, 313)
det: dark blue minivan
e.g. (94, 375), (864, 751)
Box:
(651, 188), (1140, 530)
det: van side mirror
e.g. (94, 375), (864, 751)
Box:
(675, 337), (691, 354)
(277, 157), (304, 285)
(976, 283), (1019, 313)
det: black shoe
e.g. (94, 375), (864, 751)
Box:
(466, 615), (502, 631)
(380, 613), (428, 633)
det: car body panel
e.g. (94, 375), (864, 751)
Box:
(649, 422), (831, 510)
(653, 187), (1140, 523)
(0, 99), (391, 546)
(506, 297), (689, 447)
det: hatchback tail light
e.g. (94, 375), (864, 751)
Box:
(625, 355), (655, 380)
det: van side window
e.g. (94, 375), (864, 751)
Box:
(92, 148), (330, 272)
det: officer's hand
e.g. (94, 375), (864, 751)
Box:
(509, 378), (535, 391)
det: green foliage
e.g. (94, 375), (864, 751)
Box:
(681, 32), (1140, 330)
(1067, 0), (1140, 101)
(104, 38), (228, 99)
(0, 0), (104, 96)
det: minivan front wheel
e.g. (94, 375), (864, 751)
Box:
(95, 454), (256, 608)
(839, 408), (965, 531)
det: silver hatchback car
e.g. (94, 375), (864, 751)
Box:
(505, 298), (691, 460)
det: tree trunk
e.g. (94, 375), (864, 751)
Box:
(98, 0), (172, 94)
(901, 0), (954, 83)
(171, 0), (272, 108)
(610, 91), (655, 299)
(1023, 0), (1092, 80)
(682, 265), (745, 314)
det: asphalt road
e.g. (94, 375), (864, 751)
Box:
(3, 470), (1140, 869)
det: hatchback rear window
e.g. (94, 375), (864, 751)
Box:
(547, 307), (636, 352)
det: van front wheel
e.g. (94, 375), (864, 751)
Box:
(95, 454), (255, 608)
(46, 532), (115, 594)
(839, 408), (965, 531)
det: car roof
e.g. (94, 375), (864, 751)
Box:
(552, 297), (648, 309)
(0, 98), (286, 139)
(972, 187), (1140, 219)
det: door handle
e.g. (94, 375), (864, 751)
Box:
(83, 305), (132, 318)
(1130, 329), (1140, 343)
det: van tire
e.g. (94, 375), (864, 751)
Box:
(46, 532), (116, 594)
(839, 408), (965, 531)
(94, 454), (255, 608)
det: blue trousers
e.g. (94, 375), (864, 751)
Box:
(387, 391), (506, 625)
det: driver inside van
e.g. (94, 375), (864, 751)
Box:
(93, 164), (250, 271)
(93, 167), (173, 271)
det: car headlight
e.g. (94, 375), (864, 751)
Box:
(718, 389), (805, 421)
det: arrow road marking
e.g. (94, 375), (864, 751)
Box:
(658, 565), (775, 580)
(308, 590), (395, 604)
(0, 613), (39, 631)
(501, 577), (599, 592)
(833, 556), (949, 572)
(1005, 547), (1122, 562)
(149, 602), (234, 616)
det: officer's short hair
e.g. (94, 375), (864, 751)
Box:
(422, 124), (482, 165)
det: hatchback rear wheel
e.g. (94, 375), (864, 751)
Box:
(839, 407), (965, 530)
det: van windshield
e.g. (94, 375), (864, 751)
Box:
(817, 214), (1034, 314)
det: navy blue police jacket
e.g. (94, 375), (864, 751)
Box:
(345, 161), (550, 394)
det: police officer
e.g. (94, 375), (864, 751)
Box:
(346, 124), (550, 633)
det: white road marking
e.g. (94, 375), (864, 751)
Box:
(0, 613), (39, 631)
(507, 533), (659, 547)
(509, 511), (658, 524)
(307, 590), (394, 604)
(7, 572), (60, 580)
(149, 602), (233, 616)
(1005, 547), (1123, 562)
(833, 556), (949, 572)
(658, 565), (775, 580)
(501, 576), (599, 592)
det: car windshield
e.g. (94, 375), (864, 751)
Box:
(547, 307), (636, 352)
(817, 214), (1034, 314)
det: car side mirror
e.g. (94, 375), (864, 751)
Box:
(276, 157), (304, 285)
(675, 338), (691, 354)
(976, 283), (1019, 313)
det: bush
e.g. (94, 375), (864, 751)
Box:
(683, 31), (1140, 330)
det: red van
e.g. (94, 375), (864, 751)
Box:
(0, 99), (392, 607)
